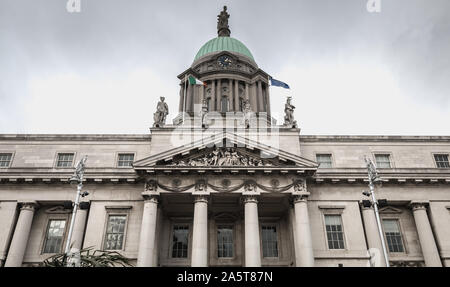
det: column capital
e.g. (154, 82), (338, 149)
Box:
(410, 201), (429, 211)
(142, 193), (159, 204)
(292, 194), (309, 204)
(242, 194), (258, 204)
(193, 194), (209, 203)
(18, 201), (38, 211)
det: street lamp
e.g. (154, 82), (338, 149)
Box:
(65, 155), (89, 267)
(363, 156), (390, 267)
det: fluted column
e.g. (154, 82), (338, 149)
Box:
(243, 195), (261, 267)
(186, 81), (193, 113)
(257, 80), (264, 112)
(179, 84), (184, 113)
(265, 82), (271, 117)
(70, 204), (89, 251)
(293, 194), (314, 267)
(234, 80), (240, 111)
(250, 84), (257, 113)
(191, 195), (209, 267)
(360, 205), (387, 267)
(217, 80), (222, 112)
(5, 201), (37, 267)
(228, 79), (234, 111)
(137, 193), (159, 267)
(411, 202), (442, 267)
(211, 80), (216, 111)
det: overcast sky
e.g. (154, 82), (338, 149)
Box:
(0, 0), (449, 135)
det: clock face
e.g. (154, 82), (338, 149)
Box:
(218, 56), (232, 68)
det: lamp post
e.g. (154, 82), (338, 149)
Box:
(65, 155), (89, 267)
(363, 156), (390, 267)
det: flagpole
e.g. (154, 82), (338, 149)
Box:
(183, 74), (187, 125)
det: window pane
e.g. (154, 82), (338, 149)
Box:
(118, 154), (134, 167)
(0, 153), (12, 167)
(217, 225), (233, 258)
(57, 153), (74, 167)
(375, 154), (391, 168)
(172, 225), (189, 258)
(104, 215), (126, 250)
(43, 219), (66, 253)
(221, 98), (228, 112)
(434, 154), (450, 168)
(324, 215), (345, 249)
(382, 219), (405, 253)
(316, 154), (332, 168)
(262, 226), (278, 257)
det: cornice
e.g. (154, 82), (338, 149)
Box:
(300, 135), (450, 143)
(0, 134), (151, 142)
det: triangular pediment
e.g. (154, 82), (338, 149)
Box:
(379, 206), (403, 214)
(133, 132), (318, 172)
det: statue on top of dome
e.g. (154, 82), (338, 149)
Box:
(217, 6), (230, 37)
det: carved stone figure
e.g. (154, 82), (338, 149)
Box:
(242, 99), (252, 128)
(283, 97), (297, 128)
(167, 147), (274, 167)
(217, 6), (230, 37)
(153, 97), (169, 127)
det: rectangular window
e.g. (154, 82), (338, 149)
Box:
(117, 153), (134, 167)
(217, 225), (233, 258)
(56, 153), (74, 167)
(316, 154), (332, 168)
(434, 154), (450, 168)
(104, 215), (127, 250)
(375, 154), (391, 168)
(382, 219), (405, 253)
(324, 215), (345, 249)
(261, 225), (279, 257)
(43, 219), (66, 253)
(0, 153), (13, 167)
(172, 225), (189, 258)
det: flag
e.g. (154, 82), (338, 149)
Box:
(269, 76), (290, 89)
(188, 75), (206, 86)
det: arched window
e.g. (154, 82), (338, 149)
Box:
(221, 97), (229, 112)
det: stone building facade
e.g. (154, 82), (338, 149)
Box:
(0, 7), (449, 267)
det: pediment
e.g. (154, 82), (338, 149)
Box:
(133, 132), (318, 172)
(379, 206), (403, 214)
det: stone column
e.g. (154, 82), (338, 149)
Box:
(70, 205), (89, 251)
(411, 202), (442, 267)
(257, 80), (264, 112)
(292, 194), (314, 267)
(178, 85), (183, 112)
(245, 82), (250, 101)
(137, 193), (159, 267)
(5, 201), (37, 267)
(265, 82), (271, 117)
(234, 80), (240, 111)
(228, 79), (234, 111)
(211, 80), (216, 111)
(243, 195), (261, 267)
(360, 205), (387, 267)
(217, 80), (222, 112)
(191, 195), (209, 267)
(186, 82), (193, 113)
(250, 84), (257, 113)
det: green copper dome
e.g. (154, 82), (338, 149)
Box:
(194, 37), (255, 62)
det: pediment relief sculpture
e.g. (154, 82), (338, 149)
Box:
(166, 147), (275, 167)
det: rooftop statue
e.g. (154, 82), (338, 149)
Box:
(153, 97), (169, 127)
(217, 6), (230, 37)
(283, 97), (298, 128)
